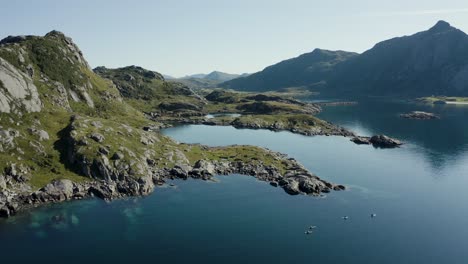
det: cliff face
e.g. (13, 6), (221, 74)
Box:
(0, 30), (149, 211)
(0, 57), (41, 113)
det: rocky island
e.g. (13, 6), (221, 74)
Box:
(400, 111), (439, 120)
(351, 135), (403, 148)
(0, 31), (351, 217)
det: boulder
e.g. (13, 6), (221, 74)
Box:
(283, 181), (300, 195)
(193, 160), (215, 175)
(170, 164), (193, 179)
(333, 185), (346, 191)
(37, 130), (50, 141)
(89, 132), (105, 143)
(298, 179), (321, 194)
(41, 179), (74, 201)
(111, 152), (124, 160)
(98, 146), (110, 155)
(28, 128), (50, 141)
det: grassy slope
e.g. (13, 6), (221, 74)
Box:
(93, 68), (338, 136)
(0, 33), (298, 191)
(94, 66), (205, 113)
(0, 34), (148, 189)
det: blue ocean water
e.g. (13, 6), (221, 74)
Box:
(1, 100), (468, 263)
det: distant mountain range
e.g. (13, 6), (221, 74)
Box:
(222, 49), (357, 92)
(183, 71), (249, 82)
(170, 71), (250, 90)
(222, 21), (468, 97)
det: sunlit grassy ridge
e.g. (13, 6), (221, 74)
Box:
(0, 31), (309, 191)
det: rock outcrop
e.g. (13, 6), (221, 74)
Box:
(0, 57), (42, 113)
(0, 149), (345, 218)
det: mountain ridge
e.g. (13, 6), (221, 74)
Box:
(222, 20), (468, 97)
(222, 49), (358, 92)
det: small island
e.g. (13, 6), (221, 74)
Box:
(351, 135), (403, 148)
(400, 111), (439, 120)
(416, 96), (468, 105)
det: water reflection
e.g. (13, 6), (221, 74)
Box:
(317, 99), (468, 170)
(1, 100), (468, 263)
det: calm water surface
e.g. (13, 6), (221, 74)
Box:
(1, 100), (468, 263)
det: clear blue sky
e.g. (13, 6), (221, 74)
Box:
(2, 0), (468, 77)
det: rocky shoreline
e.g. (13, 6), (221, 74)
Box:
(163, 116), (356, 137)
(0, 149), (344, 218)
(229, 119), (355, 137)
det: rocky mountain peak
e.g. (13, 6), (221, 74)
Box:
(44, 30), (91, 69)
(45, 30), (66, 38)
(429, 20), (453, 33)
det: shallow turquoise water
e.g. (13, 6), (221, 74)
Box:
(1, 100), (468, 263)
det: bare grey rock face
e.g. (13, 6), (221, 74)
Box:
(51, 81), (72, 111)
(0, 175), (6, 190)
(76, 85), (94, 108)
(0, 57), (42, 113)
(0, 128), (20, 152)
